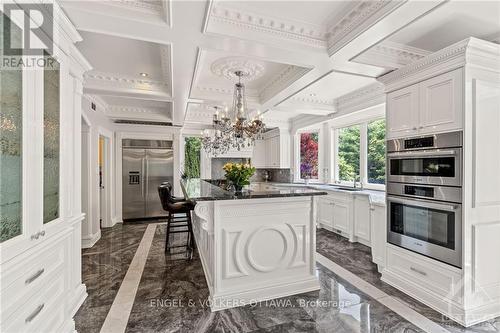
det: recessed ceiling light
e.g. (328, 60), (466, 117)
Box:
(140, 72), (148, 77)
(309, 93), (317, 97)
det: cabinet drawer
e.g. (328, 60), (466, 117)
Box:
(386, 246), (462, 303)
(1, 272), (65, 333)
(0, 237), (67, 321)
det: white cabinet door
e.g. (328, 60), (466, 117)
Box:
(265, 136), (279, 168)
(317, 198), (334, 228)
(332, 200), (350, 234)
(418, 68), (463, 134)
(370, 204), (386, 268)
(252, 139), (266, 168)
(386, 85), (419, 139)
(353, 196), (370, 245)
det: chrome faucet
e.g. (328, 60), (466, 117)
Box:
(353, 175), (360, 189)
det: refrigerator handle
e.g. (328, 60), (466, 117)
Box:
(145, 156), (149, 212)
(141, 158), (146, 199)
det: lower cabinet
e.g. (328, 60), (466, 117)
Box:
(317, 192), (386, 268)
(370, 204), (386, 271)
(332, 200), (350, 236)
(353, 196), (371, 245)
(317, 193), (352, 240)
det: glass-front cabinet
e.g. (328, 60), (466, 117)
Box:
(0, 13), (23, 243)
(0, 14), (62, 247)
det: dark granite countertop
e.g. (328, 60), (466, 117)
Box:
(180, 179), (327, 201)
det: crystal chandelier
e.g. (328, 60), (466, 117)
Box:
(202, 70), (266, 156)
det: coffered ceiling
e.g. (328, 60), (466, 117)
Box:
(61, 0), (500, 129)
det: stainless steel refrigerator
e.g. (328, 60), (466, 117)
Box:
(122, 139), (174, 220)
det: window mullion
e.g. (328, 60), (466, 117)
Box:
(360, 123), (368, 187)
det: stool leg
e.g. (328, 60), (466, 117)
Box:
(188, 211), (196, 250)
(165, 212), (171, 253)
(185, 212), (193, 260)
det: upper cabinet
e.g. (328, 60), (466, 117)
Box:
(386, 68), (463, 139)
(386, 84), (419, 138)
(251, 128), (290, 169)
(43, 56), (61, 224)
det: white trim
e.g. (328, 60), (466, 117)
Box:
(81, 229), (101, 249)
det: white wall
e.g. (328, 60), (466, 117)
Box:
(81, 96), (115, 248)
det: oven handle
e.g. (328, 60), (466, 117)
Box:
(387, 196), (459, 212)
(387, 149), (458, 158)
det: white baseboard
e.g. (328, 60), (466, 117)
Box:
(82, 230), (101, 248)
(210, 278), (320, 312)
(70, 283), (88, 317)
(382, 268), (500, 327)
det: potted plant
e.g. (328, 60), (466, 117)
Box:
(222, 162), (256, 193)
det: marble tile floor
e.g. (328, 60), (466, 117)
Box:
(316, 229), (500, 333)
(75, 223), (148, 333)
(74, 223), (499, 333)
(77, 223), (423, 333)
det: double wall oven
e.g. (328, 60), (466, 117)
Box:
(386, 131), (462, 268)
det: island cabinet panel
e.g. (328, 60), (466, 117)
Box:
(189, 192), (321, 312)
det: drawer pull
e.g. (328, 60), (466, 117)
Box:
(25, 304), (44, 323)
(410, 266), (427, 276)
(25, 268), (45, 285)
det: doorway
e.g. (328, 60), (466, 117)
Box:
(98, 134), (112, 228)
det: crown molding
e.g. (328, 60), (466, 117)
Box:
(160, 45), (173, 95)
(259, 65), (312, 103)
(334, 82), (385, 115)
(206, 3), (327, 49)
(326, 0), (406, 56)
(353, 41), (431, 70)
(184, 104), (216, 125)
(289, 96), (335, 107)
(378, 37), (500, 92)
(84, 70), (170, 98)
(106, 106), (172, 121)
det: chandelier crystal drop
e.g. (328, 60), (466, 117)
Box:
(202, 71), (266, 156)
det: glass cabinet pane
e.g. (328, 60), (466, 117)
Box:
(0, 14), (23, 242)
(43, 55), (60, 223)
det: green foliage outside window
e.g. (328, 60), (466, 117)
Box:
(184, 137), (201, 178)
(367, 119), (386, 184)
(338, 125), (360, 181)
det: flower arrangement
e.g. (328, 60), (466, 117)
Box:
(222, 162), (256, 192)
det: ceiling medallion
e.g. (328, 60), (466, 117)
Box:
(202, 71), (266, 156)
(210, 57), (265, 82)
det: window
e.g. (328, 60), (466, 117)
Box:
(299, 132), (319, 179)
(337, 125), (360, 182)
(184, 137), (201, 178)
(331, 117), (386, 189)
(367, 119), (386, 184)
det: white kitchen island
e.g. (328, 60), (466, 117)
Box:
(181, 179), (327, 311)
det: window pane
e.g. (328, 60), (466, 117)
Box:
(338, 125), (360, 182)
(43, 55), (60, 223)
(0, 14), (23, 242)
(184, 137), (201, 178)
(300, 132), (319, 179)
(367, 119), (386, 184)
